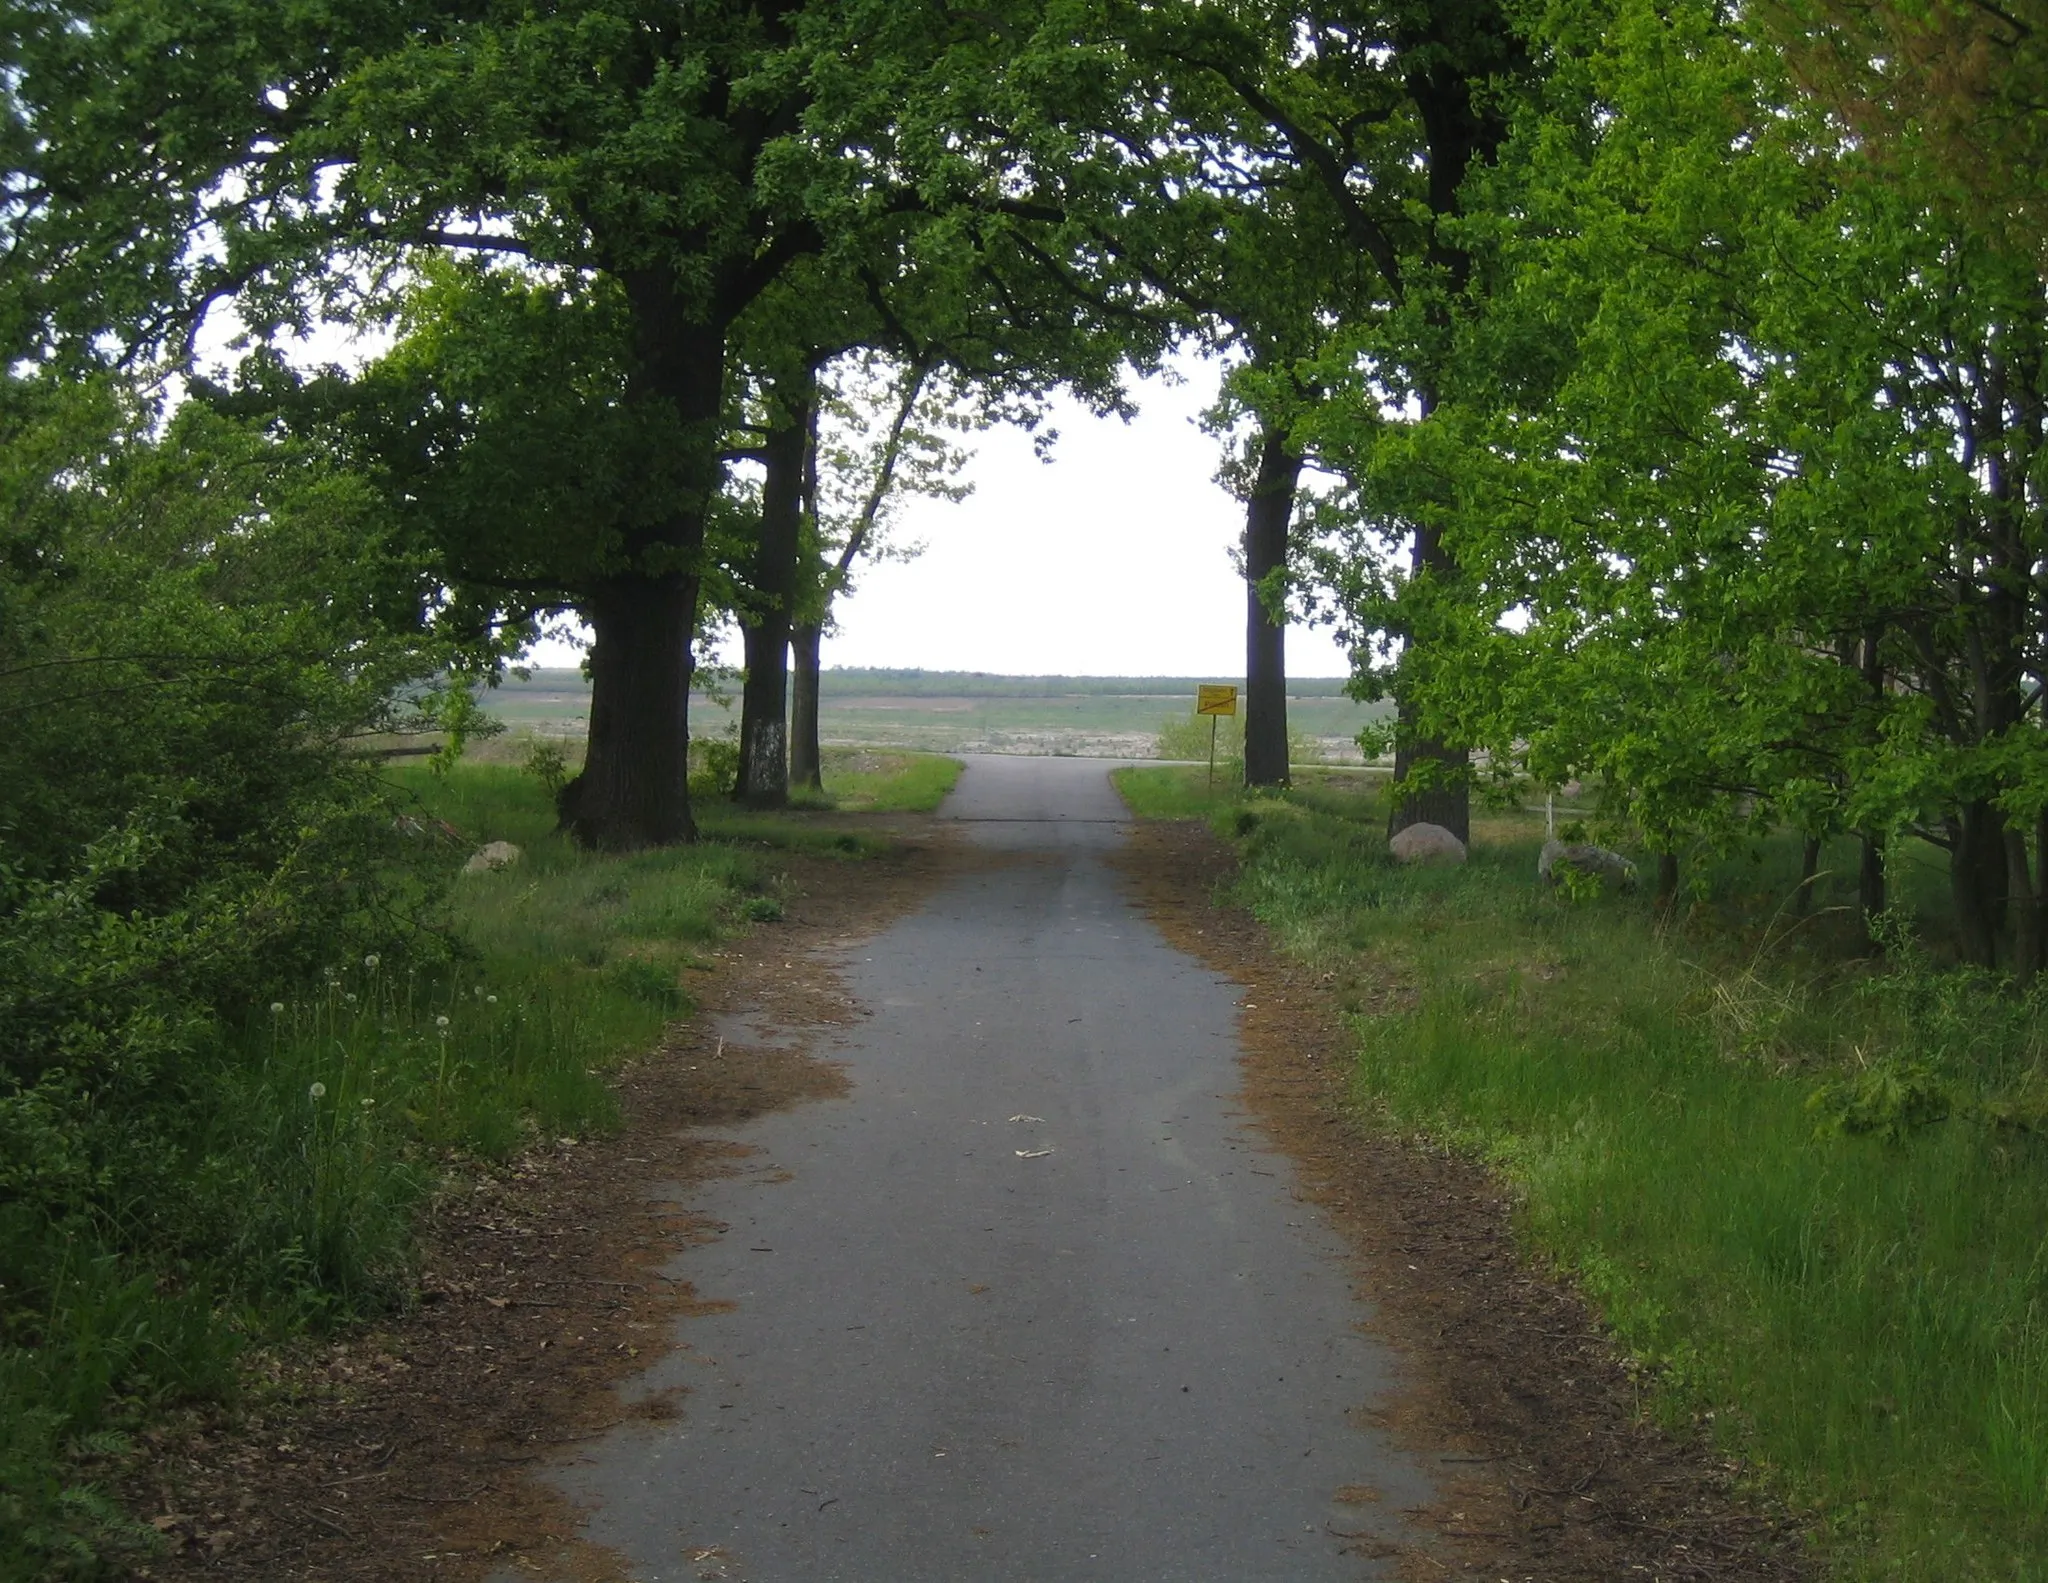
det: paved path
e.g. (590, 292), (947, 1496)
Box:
(539, 756), (1436, 1580)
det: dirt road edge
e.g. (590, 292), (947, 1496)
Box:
(130, 830), (960, 1583)
(1114, 817), (1809, 1583)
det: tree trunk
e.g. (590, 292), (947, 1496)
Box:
(2006, 823), (2041, 984)
(559, 575), (698, 849)
(558, 299), (724, 850)
(1243, 423), (1302, 789)
(1656, 852), (1681, 911)
(1795, 835), (1822, 917)
(1388, 520), (1471, 845)
(1859, 831), (1887, 948)
(734, 377), (812, 808)
(790, 622), (823, 792)
(735, 622), (789, 806)
(1950, 801), (2007, 968)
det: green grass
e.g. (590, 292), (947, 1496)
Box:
(787, 748), (964, 813)
(1117, 765), (2048, 1581)
(2, 762), (895, 1578)
(1112, 763), (1384, 818)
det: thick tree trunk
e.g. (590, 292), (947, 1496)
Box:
(2006, 823), (2041, 983)
(1859, 832), (1887, 947)
(735, 622), (790, 805)
(560, 576), (698, 848)
(558, 297), (724, 850)
(1655, 851), (1681, 911)
(1795, 835), (1822, 917)
(1242, 423), (1302, 789)
(790, 622), (823, 792)
(734, 378), (812, 808)
(1950, 801), (2007, 968)
(1388, 519), (1471, 845)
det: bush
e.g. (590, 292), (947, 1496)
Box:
(0, 381), (482, 1572)
(1155, 709), (1323, 771)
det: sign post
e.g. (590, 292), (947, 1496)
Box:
(1195, 685), (1239, 788)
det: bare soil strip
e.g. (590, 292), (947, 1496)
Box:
(128, 829), (962, 1583)
(1114, 818), (1811, 1583)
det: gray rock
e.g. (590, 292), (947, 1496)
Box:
(462, 840), (523, 875)
(1389, 822), (1468, 865)
(1539, 838), (1637, 889)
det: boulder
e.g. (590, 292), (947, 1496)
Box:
(1389, 821), (1468, 865)
(1539, 838), (1637, 889)
(462, 840), (523, 875)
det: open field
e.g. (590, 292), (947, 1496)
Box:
(469, 667), (1389, 762)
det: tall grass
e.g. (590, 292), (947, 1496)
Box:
(1117, 766), (2048, 1581)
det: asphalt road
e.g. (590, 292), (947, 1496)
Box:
(537, 755), (1436, 1581)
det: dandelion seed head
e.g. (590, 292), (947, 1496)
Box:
(308, 1082), (327, 1101)
(363, 953), (380, 970)
(486, 994), (498, 1005)
(269, 1001), (285, 1016)
(435, 1014), (450, 1028)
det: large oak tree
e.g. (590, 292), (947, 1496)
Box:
(6, 0), (1141, 846)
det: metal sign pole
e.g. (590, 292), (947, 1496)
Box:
(1209, 714), (1218, 788)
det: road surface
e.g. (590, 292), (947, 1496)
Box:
(533, 755), (1437, 1581)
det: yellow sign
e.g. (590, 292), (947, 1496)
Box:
(1196, 684), (1239, 717)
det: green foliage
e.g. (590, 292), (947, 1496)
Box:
(1758, 0), (2048, 261)
(1156, 711), (1323, 772)
(520, 737), (571, 800)
(1808, 1059), (1952, 1145)
(690, 732), (743, 802)
(0, 378), (479, 1572)
(1156, 711), (1244, 772)
(1303, 0), (2048, 972)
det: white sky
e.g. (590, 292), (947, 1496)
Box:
(528, 357), (1355, 680)
(197, 311), (1352, 682)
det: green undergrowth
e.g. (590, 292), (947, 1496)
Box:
(3, 760), (906, 1579)
(1115, 765), (2048, 1582)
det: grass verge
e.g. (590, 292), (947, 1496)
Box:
(5, 756), (937, 1579)
(1115, 764), (2048, 1582)
(786, 748), (964, 813)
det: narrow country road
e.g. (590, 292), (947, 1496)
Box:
(532, 756), (1441, 1581)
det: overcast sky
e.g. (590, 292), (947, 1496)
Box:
(527, 357), (1356, 680)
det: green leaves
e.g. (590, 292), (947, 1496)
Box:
(1300, 0), (2048, 946)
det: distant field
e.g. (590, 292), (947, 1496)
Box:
(474, 668), (1389, 762)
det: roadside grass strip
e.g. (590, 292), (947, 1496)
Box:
(1115, 765), (2048, 1582)
(2, 757), (943, 1578)
(785, 749), (965, 814)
